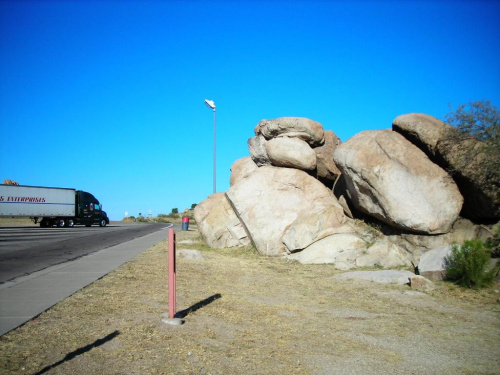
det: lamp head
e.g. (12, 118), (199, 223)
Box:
(204, 99), (216, 110)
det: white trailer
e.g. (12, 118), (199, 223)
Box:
(0, 185), (75, 218)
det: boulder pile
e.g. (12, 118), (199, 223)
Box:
(195, 114), (498, 271)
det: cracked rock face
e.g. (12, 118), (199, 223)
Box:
(193, 193), (250, 248)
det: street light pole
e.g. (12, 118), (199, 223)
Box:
(204, 99), (216, 194)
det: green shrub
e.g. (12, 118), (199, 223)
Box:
(445, 239), (495, 289)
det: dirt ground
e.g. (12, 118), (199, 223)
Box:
(1, 227), (499, 375)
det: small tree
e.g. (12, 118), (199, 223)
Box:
(445, 100), (499, 143)
(443, 100), (500, 181)
(191, 203), (197, 209)
(171, 208), (178, 214)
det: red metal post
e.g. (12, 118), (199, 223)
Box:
(168, 228), (176, 319)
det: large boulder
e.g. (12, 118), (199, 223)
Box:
(230, 157), (258, 186)
(333, 130), (463, 234)
(314, 130), (342, 185)
(417, 245), (452, 281)
(393, 113), (500, 221)
(194, 193), (250, 248)
(265, 137), (317, 171)
(392, 113), (451, 158)
(226, 165), (345, 256)
(254, 117), (325, 147)
(248, 135), (270, 166)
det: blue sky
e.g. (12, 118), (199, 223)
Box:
(1, 0), (499, 220)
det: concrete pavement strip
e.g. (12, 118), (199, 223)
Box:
(0, 226), (171, 336)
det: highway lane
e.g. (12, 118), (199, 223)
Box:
(0, 223), (170, 283)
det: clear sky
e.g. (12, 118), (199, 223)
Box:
(1, 0), (499, 220)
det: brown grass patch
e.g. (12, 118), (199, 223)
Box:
(1, 229), (499, 374)
(0, 218), (37, 227)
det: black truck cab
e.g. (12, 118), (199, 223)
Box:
(76, 190), (109, 227)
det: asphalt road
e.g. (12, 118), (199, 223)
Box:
(0, 223), (168, 283)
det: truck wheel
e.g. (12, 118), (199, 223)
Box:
(99, 219), (107, 227)
(57, 219), (66, 228)
(66, 219), (74, 228)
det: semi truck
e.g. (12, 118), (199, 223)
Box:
(0, 184), (109, 228)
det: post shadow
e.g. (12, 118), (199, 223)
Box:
(35, 330), (120, 374)
(174, 293), (222, 319)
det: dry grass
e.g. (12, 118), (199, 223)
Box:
(1, 229), (499, 375)
(0, 218), (37, 227)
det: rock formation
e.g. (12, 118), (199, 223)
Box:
(194, 113), (497, 271)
